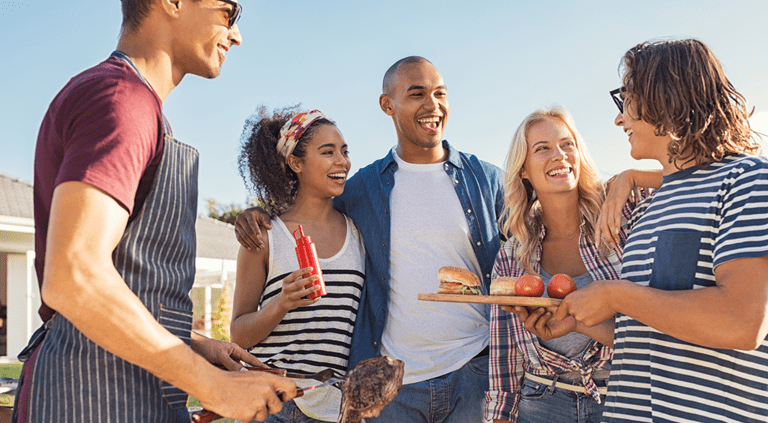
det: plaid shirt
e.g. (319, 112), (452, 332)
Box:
(485, 214), (631, 421)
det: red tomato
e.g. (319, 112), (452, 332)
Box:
(547, 274), (577, 299)
(515, 274), (545, 297)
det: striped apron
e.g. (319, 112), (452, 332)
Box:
(15, 52), (199, 422)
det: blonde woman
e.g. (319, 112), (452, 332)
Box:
(484, 106), (658, 423)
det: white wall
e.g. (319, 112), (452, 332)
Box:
(7, 251), (41, 359)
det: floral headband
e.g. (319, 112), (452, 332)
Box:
(276, 110), (328, 159)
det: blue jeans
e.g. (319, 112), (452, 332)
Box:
(261, 400), (329, 423)
(366, 354), (490, 423)
(516, 378), (606, 423)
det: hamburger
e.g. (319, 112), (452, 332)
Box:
(437, 266), (481, 295)
(490, 276), (517, 296)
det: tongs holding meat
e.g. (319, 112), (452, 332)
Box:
(189, 366), (344, 422)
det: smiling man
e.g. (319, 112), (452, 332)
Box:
(334, 56), (505, 422)
(235, 56), (504, 422)
(13, 1), (298, 422)
(554, 39), (768, 422)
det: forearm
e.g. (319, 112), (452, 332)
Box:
(42, 261), (217, 399)
(626, 168), (663, 189)
(613, 280), (767, 350)
(230, 300), (287, 349)
(577, 319), (615, 348)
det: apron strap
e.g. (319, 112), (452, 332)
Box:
(109, 51), (172, 137)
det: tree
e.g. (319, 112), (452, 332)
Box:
(206, 199), (241, 225)
(210, 278), (233, 342)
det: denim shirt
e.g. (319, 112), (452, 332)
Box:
(334, 140), (505, 370)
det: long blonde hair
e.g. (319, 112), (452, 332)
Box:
(498, 106), (606, 273)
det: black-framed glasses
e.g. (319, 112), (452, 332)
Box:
(610, 87), (625, 114)
(219, 0), (242, 28)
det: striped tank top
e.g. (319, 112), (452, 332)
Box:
(249, 215), (365, 419)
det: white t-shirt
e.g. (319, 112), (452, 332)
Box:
(380, 149), (489, 384)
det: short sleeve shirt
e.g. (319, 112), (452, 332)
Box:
(33, 56), (164, 321)
(604, 154), (768, 422)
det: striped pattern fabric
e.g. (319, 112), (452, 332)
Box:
(27, 133), (199, 423)
(604, 154), (768, 423)
(249, 216), (365, 376)
(486, 216), (628, 421)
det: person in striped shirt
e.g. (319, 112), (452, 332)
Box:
(554, 39), (768, 422)
(485, 106), (661, 423)
(231, 107), (365, 423)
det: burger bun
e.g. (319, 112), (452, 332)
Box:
(490, 276), (517, 296)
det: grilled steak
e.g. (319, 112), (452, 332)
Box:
(337, 356), (405, 423)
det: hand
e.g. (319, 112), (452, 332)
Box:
(191, 333), (268, 371)
(552, 280), (624, 327)
(235, 207), (272, 252)
(199, 369), (298, 422)
(502, 306), (576, 341)
(277, 268), (321, 312)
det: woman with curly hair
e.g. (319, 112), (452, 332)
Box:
(231, 106), (365, 423)
(485, 106), (660, 423)
(554, 38), (768, 422)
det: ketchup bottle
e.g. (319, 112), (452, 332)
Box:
(293, 225), (327, 299)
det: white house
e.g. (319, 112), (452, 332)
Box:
(0, 172), (38, 360)
(0, 172), (240, 359)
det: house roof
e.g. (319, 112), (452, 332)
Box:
(195, 215), (240, 261)
(0, 172), (33, 220)
(0, 171), (240, 260)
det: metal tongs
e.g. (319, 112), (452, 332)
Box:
(189, 367), (344, 422)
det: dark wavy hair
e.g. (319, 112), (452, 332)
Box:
(620, 39), (759, 168)
(238, 105), (336, 217)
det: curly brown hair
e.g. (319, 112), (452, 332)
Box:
(621, 39), (759, 168)
(238, 105), (335, 217)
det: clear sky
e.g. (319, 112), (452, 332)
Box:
(1, 1), (767, 213)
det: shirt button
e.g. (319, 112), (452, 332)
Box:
(454, 179), (459, 184)
(373, 341), (378, 346)
(467, 209), (472, 214)
(384, 209), (389, 214)
(476, 242), (481, 246)
(486, 274), (491, 278)
(382, 243), (387, 247)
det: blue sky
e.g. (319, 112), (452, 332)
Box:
(1, 1), (766, 213)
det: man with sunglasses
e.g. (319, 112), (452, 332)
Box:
(552, 39), (768, 422)
(14, 1), (298, 422)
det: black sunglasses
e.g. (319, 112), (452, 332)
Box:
(219, 0), (242, 28)
(610, 87), (625, 114)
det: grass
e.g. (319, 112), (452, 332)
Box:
(187, 397), (235, 423)
(0, 362), (21, 408)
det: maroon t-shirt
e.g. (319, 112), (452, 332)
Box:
(33, 56), (165, 321)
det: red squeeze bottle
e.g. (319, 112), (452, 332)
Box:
(293, 225), (327, 299)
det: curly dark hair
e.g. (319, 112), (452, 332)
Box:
(238, 105), (336, 217)
(620, 39), (759, 168)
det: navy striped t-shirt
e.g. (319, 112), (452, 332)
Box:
(604, 154), (768, 423)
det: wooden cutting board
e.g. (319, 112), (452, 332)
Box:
(417, 293), (561, 307)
